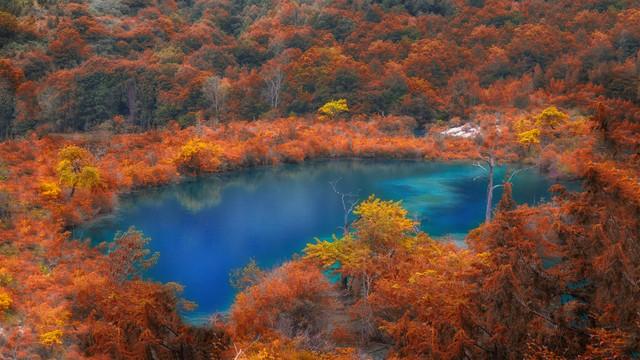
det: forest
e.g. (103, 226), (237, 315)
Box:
(0, 0), (640, 358)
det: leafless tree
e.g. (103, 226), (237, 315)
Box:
(473, 113), (506, 223)
(125, 77), (136, 126)
(329, 179), (359, 235)
(202, 75), (229, 123)
(473, 154), (496, 224)
(263, 66), (285, 113)
(474, 162), (531, 223)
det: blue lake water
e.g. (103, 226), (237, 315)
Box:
(74, 159), (563, 323)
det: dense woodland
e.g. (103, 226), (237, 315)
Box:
(1, 0), (640, 358)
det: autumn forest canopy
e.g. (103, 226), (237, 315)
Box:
(1, 0), (640, 358)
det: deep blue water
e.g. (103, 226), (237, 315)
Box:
(74, 160), (563, 323)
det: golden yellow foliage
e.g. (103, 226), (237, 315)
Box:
(35, 304), (69, 346)
(514, 117), (534, 134)
(40, 181), (62, 198)
(39, 329), (64, 346)
(305, 234), (369, 271)
(514, 107), (569, 150)
(517, 128), (541, 147)
(76, 166), (101, 188)
(534, 106), (568, 129)
(0, 288), (12, 312)
(353, 195), (417, 249)
(175, 138), (223, 175)
(305, 195), (418, 274)
(55, 145), (101, 195)
(318, 99), (349, 119)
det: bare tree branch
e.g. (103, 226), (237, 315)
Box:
(233, 336), (261, 360)
(506, 166), (533, 183)
(329, 178), (359, 235)
(263, 66), (284, 111)
(473, 161), (488, 173)
(203, 76), (229, 123)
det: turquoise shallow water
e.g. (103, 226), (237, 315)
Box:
(74, 159), (563, 323)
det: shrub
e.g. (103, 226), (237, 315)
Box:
(175, 138), (223, 175)
(229, 261), (337, 343)
(318, 99), (349, 120)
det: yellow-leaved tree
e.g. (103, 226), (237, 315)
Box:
(515, 106), (568, 150)
(305, 195), (417, 299)
(318, 99), (349, 120)
(351, 195), (417, 250)
(174, 138), (223, 175)
(534, 105), (568, 130)
(305, 195), (419, 338)
(517, 128), (541, 148)
(56, 145), (101, 198)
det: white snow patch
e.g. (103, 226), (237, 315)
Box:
(440, 124), (480, 138)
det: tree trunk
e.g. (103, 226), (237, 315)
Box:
(125, 78), (137, 126)
(485, 155), (495, 223)
(69, 183), (76, 199)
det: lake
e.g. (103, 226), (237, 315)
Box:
(74, 159), (562, 323)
